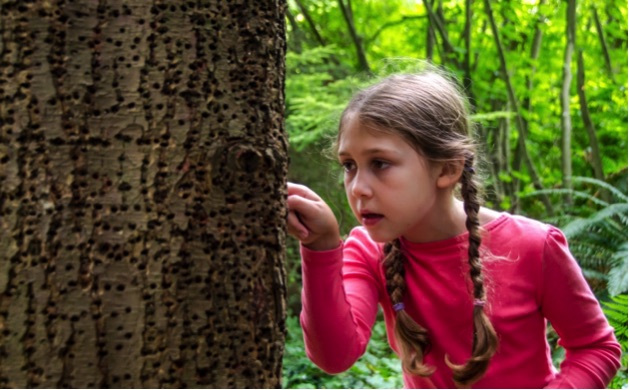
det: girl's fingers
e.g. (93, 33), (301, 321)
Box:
(287, 182), (321, 201)
(287, 210), (309, 240)
(286, 193), (312, 217)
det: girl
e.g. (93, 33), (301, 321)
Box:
(286, 71), (621, 388)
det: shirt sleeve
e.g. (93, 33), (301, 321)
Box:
(299, 230), (381, 374)
(541, 227), (622, 389)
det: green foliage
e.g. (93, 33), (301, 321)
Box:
(282, 312), (403, 389)
(602, 295), (628, 389)
(286, 47), (367, 150)
(528, 177), (628, 296)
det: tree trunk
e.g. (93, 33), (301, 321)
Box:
(561, 0), (576, 204)
(0, 0), (288, 388)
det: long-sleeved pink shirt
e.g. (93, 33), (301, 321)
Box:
(300, 213), (621, 388)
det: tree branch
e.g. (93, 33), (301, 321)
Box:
(338, 0), (371, 74)
(294, 0), (326, 47)
(560, 0), (576, 204)
(366, 15), (427, 45)
(591, 5), (615, 81)
(421, 0), (460, 67)
(576, 50), (609, 201)
(514, 0), (546, 197)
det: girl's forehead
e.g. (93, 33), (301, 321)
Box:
(338, 119), (410, 155)
(340, 118), (399, 143)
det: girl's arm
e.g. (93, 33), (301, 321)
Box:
(299, 236), (380, 373)
(287, 183), (380, 373)
(541, 227), (622, 389)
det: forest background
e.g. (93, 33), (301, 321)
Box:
(280, 0), (628, 388)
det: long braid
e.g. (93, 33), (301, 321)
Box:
(445, 155), (498, 386)
(383, 240), (434, 377)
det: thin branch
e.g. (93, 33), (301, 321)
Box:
(483, 0), (554, 216)
(294, 0), (326, 47)
(591, 5), (615, 81)
(560, 0), (576, 204)
(366, 15), (426, 45)
(515, 0), (546, 193)
(576, 49), (608, 201)
(426, 17), (435, 61)
(338, 0), (371, 74)
(285, 8), (304, 53)
(422, 0), (459, 66)
(463, 0), (473, 96)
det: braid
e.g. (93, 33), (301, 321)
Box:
(383, 240), (434, 377)
(445, 155), (498, 386)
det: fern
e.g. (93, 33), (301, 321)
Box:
(602, 295), (628, 389)
(525, 176), (628, 296)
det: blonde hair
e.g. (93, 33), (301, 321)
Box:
(338, 70), (498, 386)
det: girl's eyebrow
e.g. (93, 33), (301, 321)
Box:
(338, 147), (398, 158)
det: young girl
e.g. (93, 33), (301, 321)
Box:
(286, 71), (621, 388)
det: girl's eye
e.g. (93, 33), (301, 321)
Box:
(341, 161), (356, 172)
(372, 160), (390, 170)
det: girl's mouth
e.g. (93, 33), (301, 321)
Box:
(361, 213), (384, 226)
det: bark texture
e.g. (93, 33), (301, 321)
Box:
(0, 0), (288, 388)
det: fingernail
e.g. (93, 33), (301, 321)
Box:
(300, 231), (309, 239)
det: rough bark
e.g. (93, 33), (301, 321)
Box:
(0, 0), (288, 388)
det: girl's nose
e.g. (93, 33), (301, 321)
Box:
(350, 171), (373, 198)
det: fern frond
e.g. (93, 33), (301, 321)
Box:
(562, 203), (628, 238)
(572, 176), (628, 203)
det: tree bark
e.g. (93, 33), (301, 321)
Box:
(561, 0), (576, 204)
(483, 0), (554, 216)
(0, 0), (288, 388)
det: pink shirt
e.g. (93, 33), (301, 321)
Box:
(300, 213), (621, 388)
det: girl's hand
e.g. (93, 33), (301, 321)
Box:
(287, 182), (341, 251)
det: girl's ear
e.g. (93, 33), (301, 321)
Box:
(436, 159), (464, 189)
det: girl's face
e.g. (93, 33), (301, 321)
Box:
(338, 118), (447, 243)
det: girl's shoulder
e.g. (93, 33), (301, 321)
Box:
(484, 211), (566, 254)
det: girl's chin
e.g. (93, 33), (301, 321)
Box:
(363, 227), (397, 243)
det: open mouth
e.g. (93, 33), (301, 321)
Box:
(361, 213), (384, 226)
